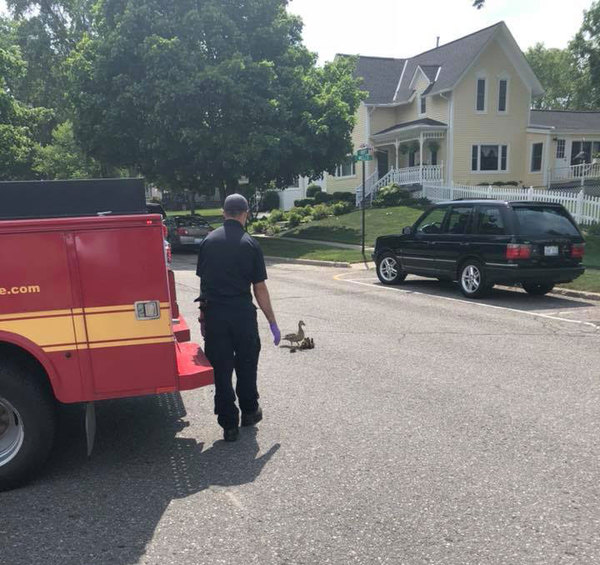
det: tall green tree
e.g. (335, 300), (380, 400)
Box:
(571, 0), (600, 109)
(525, 43), (589, 110)
(33, 120), (102, 179)
(0, 42), (51, 179)
(66, 0), (363, 197)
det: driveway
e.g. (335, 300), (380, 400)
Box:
(2, 257), (600, 564)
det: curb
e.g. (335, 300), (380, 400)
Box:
(553, 286), (600, 302)
(264, 256), (351, 268)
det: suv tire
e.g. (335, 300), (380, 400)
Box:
(458, 260), (491, 298)
(0, 360), (56, 491)
(522, 282), (554, 296)
(376, 252), (407, 285)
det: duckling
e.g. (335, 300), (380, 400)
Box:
(283, 321), (306, 347)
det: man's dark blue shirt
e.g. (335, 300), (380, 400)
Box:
(196, 219), (267, 306)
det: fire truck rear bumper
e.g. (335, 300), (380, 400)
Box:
(176, 341), (214, 390)
(172, 314), (191, 343)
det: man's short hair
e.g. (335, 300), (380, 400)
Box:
(223, 194), (249, 216)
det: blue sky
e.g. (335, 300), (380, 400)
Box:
(288, 0), (594, 62)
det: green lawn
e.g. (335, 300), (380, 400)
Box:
(582, 231), (600, 269)
(257, 237), (365, 263)
(560, 269), (600, 293)
(285, 205), (425, 246)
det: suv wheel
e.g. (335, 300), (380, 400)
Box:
(459, 260), (491, 298)
(376, 253), (406, 285)
(522, 282), (554, 296)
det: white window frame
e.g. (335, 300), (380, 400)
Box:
(470, 143), (509, 174)
(530, 142), (544, 173)
(334, 157), (357, 179)
(475, 74), (487, 114)
(556, 139), (566, 159)
(497, 76), (509, 114)
(419, 95), (427, 117)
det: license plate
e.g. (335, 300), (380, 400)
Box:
(544, 245), (559, 256)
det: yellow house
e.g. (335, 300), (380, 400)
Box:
(322, 21), (600, 199)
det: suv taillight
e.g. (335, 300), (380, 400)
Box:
(571, 243), (585, 259)
(506, 244), (532, 260)
(177, 227), (188, 236)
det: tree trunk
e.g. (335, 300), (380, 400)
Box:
(188, 191), (195, 215)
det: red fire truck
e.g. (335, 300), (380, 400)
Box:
(0, 179), (213, 491)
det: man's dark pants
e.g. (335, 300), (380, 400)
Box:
(203, 304), (261, 430)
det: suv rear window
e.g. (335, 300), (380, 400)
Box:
(475, 206), (505, 235)
(513, 206), (579, 237)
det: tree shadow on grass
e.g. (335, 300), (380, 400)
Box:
(287, 225), (361, 245)
(0, 393), (279, 565)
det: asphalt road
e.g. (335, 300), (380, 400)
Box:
(2, 255), (600, 565)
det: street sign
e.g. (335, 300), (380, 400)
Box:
(357, 148), (370, 157)
(356, 154), (373, 161)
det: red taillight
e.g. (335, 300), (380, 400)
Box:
(571, 243), (585, 259)
(506, 244), (532, 260)
(177, 227), (189, 236)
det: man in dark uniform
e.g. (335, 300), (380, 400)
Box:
(196, 194), (280, 442)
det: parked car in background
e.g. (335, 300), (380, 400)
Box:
(373, 200), (585, 298)
(166, 215), (214, 251)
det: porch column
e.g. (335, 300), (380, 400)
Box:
(419, 133), (424, 184)
(394, 139), (400, 169)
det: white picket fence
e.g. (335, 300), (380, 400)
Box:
(417, 182), (600, 225)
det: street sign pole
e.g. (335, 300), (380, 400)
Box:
(362, 160), (366, 255)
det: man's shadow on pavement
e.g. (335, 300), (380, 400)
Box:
(0, 392), (280, 565)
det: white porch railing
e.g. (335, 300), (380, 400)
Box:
(355, 171), (378, 206)
(549, 161), (600, 185)
(355, 165), (443, 206)
(417, 182), (600, 225)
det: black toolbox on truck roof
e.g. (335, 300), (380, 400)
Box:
(0, 178), (147, 220)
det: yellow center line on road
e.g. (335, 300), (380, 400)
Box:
(333, 271), (600, 331)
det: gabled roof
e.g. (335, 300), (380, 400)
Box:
(350, 56), (406, 105)
(530, 110), (600, 132)
(346, 21), (543, 107)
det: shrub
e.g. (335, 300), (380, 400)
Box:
(250, 219), (269, 234)
(331, 191), (355, 203)
(287, 211), (302, 228)
(331, 201), (353, 216)
(314, 191), (333, 204)
(306, 184), (322, 198)
(294, 198), (314, 207)
(371, 184), (410, 207)
(268, 209), (285, 224)
(311, 203), (331, 220)
(290, 206), (312, 217)
(260, 190), (280, 211)
(266, 224), (281, 236)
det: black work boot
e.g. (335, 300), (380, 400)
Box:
(223, 427), (239, 442)
(241, 406), (263, 427)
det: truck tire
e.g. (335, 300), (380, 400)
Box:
(0, 361), (56, 491)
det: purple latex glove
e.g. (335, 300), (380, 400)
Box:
(270, 322), (281, 346)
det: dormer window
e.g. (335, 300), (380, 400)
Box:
(476, 77), (486, 112)
(420, 95), (427, 116)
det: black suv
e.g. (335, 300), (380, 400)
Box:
(373, 200), (585, 298)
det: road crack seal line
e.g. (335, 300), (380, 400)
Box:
(333, 272), (600, 333)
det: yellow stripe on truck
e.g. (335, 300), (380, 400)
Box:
(0, 303), (173, 352)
